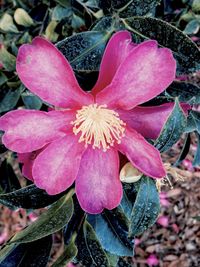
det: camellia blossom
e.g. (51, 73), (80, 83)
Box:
(0, 30), (187, 214)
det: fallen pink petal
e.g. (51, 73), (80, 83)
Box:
(146, 254), (159, 266)
(157, 215), (169, 227)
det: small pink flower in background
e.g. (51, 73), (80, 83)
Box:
(159, 192), (170, 207)
(172, 223), (180, 233)
(0, 230), (8, 245)
(182, 159), (194, 171)
(146, 254), (159, 266)
(157, 215), (169, 227)
(0, 30), (187, 214)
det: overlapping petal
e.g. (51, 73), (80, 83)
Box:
(76, 148), (122, 214)
(96, 40), (176, 110)
(32, 135), (85, 195)
(0, 110), (75, 153)
(16, 37), (93, 108)
(118, 103), (190, 139)
(92, 31), (135, 95)
(117, 127), (166, 178)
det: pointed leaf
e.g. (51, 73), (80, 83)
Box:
(0, 184), (65, 210)
(174, 133), (191, 166)
(154, 99), (187, 152)
(0, 235), (52, 266)
(10, 191), (74, 243)
(129, 176), (160, 238)
(56, 31), (112, 71)
(193, 132), (200, 166)
(75, 221), (110, 266)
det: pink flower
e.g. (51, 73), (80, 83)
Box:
(0, 31), (180, 213)
(157, 215), (169, 227)
(146, 254), (159, 266)
(159, 192), (170, 207)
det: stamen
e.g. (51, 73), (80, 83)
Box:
(71, 104), (126, 151)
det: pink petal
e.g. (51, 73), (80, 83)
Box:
(0, 109), (75, 153)
(157, 215), (169, 227)
(117, 127), (166, 178)
(76, 148), (122, 214)
(118, 103), (189, 139)
(92, 31), (135, 95)
(146, 254), (159, 266)
(16, 37), (93, 108)
(96, 40), (176, 110)
(32, 135), (85, 195)
(18, 148), (45, 181)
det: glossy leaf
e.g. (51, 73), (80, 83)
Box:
(0, 184), (65, 210)
(75, 221), (110, 266)
(166, 81), (200, 104)
(129, 176), (160, 237)
(63, 196), (85, 246)
(154, 99), (187, 152)
(22, 93), (43, 110)
(56, 30), (112, 71)
(122, 17), (200, 74)
(0, 235), (52, 267)
(111, 0), (161, 17)
(183, 19), (200, 35)
(0, 86), (22, 113)
(88, 208), (133, 256)
(174, 133), (191, 166)
(52, 237), (77, 267)
(0, 159), (21, 193)
(185, 110), (200, 134)
(9, 191), (74, 243)
(193, 132), (200, 167)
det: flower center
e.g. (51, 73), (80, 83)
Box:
(71, 104), (126, 151)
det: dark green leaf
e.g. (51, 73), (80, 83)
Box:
(122, 17), (200, 74)
(193, 132), (200, 166)
(52, 5), (72, 21)
(111, 0), (161, 17)
(129, 176), (160, 237)
(52, 237), (77, 267)
(22, 93), (43, 110)
(0, 72), (8, 86)
(117, 257), (132, 267)
(0, 159), (21, 193)
(185, 110), (200, 134)
(154, 99), (187, 152)
(166, 81), (200, 104)
(0, 184), (65, 210)
(106, 252), (119, 266)
(63, 196), (85, 245)
(0, 235), (52, 267)
(88, 208), (133, 256)
(56, 31), (112, 71)
(75, 221), (110, 266)
(9, 191), (74, 243)
(0, 46), (16, 71)
(174, 133), (191, 166)
(183, 19), (200, 35)
(0, 86), (22, 113)
(91, 16), (113, 31)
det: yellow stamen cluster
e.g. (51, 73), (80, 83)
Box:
(71, 104), (126, 151)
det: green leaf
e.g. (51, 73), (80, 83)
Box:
(75, 221), (110, 266)
(22, 93), (43, 110)
(129, 176), (160, 237)
(0, 184), (65, 210)
(192, 0), (200, 13)
(0, 235), (52, 266)
(185, 110), (200, 134)
(111, 0), (161, 17)
(0, 13), (19, 33)
(91, 16), (113, 31)
(0, 73), (8, 86)
(63, 196), (85, 245)
(117, 257), (132, 267)
(14, 8), (34, 27)
(183, 19), (200, 35)
(88, 208), (133, 256)
(122, 17), (200, 74)
(166, 81), (200, 104)
(154, 99), (187, 152)
(56, 30), (112, 71)
(0, 46), (16, 71)
(193, 132), (200, 166)
(52, 237), (77, 267)
(52, 5), (72, 21)
(174, 133), (191, 166)
(0, 159), (21, 193)
(0, 86), (22, 113)
(9, 191), (74, 244)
